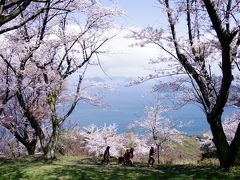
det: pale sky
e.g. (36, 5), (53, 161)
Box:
(85, 0), (164, 79)
(103, 0), (165, 27)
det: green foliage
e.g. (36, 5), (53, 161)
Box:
(159, 135), (201, 164)
(0, 156), (240, 179)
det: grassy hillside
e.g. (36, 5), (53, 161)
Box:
(0, 156), (240, 180)
(156, 135), (202, 164)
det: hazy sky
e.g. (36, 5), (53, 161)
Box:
(86, 0), (164, 79)
(105, 0), (164, 27)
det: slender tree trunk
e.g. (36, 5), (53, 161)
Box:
(157, 144), (160, 164)
(209, 114), (231, 168)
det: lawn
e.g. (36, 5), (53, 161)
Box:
(0, 156), (240, 180)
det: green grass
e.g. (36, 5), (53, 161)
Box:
(0, 156), (240, 180)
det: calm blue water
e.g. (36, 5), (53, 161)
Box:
(66, 79), (235, 135)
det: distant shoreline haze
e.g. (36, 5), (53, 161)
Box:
(66, 77), (235, 135)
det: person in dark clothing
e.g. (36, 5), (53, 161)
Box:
(102, 146), (110, 165)
(118, 156), (125, 165)
(148, 146), (155, 166)
(124, 149), (130, 165)
(129, 148), (134, 165)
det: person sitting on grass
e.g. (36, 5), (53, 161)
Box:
(102, 146), (110, 165)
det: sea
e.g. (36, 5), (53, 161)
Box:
(66, 77), (236, 136)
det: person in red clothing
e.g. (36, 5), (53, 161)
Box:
(148, 146), (155, 167)
(123, 148), (134, 165)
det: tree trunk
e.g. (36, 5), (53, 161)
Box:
(229, 122), (240, 165)
(26, 140), (37, 155)
(43, 143), (57, 160)
(157, 144), (160, 164)
(42, 123), (60, 160)
(14, 133), (37, 155)
(209, 114), (231, 168)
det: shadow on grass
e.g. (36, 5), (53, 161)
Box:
(50, 164), (161, 180)
(0, 156), (46, 179)
(51, 163), (240, 180)
(49, 163), (235, 180)
(74, 157), (102, 165)
(1, 157), (240, 180)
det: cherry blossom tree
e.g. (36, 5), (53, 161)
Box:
(0, 0), (68, 114)
(130, 0), (240, 168)
(120, 132), (149, 158)
(0, 0), (51, 34)
(0, 126), (27, 156)
(81, 123), (121, 157)
(81, 124), (150, 159)
(130, 101), (183, 164)
(0, 0), (122, 160)
(0, 0), (53, 155)
(0, 98), (38, 155)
